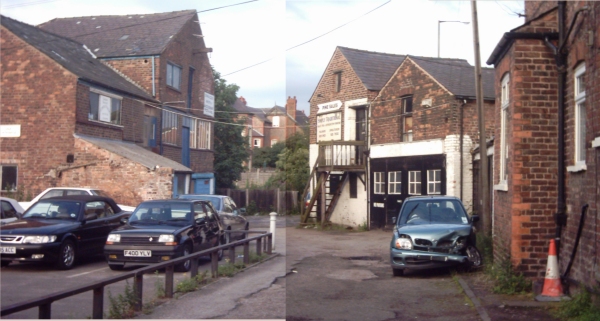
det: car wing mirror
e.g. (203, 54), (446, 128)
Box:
(471, 214), (480, 223)
(120, 217), (129, 225)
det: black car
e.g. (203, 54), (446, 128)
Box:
(104, 199), (225, 272)
(178, 194), (249, 242)
(0, 195), (130, 270)
(390, 195), (482, 276)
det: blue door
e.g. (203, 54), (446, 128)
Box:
(192, 173), (214, 194)
(182, 127), (190, 167)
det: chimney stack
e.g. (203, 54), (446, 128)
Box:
(286, 96), (297, 121)
(239, 96), (247, 105)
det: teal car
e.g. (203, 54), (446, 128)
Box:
(390, 196), (482, 276)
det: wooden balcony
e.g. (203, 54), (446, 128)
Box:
(317, 140), (366, 172)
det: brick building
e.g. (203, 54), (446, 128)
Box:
(0, 10), (215, 207)
(487, 1), (600, 285)
(305, 46), (495, 229)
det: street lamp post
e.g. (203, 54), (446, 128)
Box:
(438, 20), (470, 58)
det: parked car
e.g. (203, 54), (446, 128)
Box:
(0, 195), (130, 269)
(104, 199), (225, 272)
(19, 187), (136, 211)
(390, 195), (482, 276)
(178, 194), (249, 242)
(1, 197), (24, 225)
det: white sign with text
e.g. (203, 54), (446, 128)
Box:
(317, 112), (342, 142)
(204, 92), (215, 117)
(99, 95), (112, 122)
(317, 100), (342, 114)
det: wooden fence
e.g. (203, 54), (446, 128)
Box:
(216, 188), (298, 214)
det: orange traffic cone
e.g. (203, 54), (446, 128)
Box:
(535, 239), (569, 301)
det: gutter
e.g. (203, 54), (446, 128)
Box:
(486, 32), (559, 66)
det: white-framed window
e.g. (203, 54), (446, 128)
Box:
(89, 89), (122, 125)
(495, 73), (510, 190)
(166, 62), (182, 90)
(253, 139), (261, 147)
(427, 169), (441, 194)
(388, 171), (401, 194)
(568, 63), (586, 172)
(0, 165), (17, 191)
(272, 116), (280, 128)
(162, 110), (178, 145)
(271, 139), (278, 146)
(408, 171), (421, 195)
(374, 172), (385, 194)
(190, 119), (211, 150)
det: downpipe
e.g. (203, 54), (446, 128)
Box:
(561, 204), (589, 280)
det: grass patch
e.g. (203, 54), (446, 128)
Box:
(107, 281), (138, 319)
(553, 288), (600, 321)
(249, 252), (268, 264)
(218, 259), (246, 277)
(487, 258), (531, 294)
(174, 270), (211, 294)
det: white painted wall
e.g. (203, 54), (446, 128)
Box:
(330, 179), (368, 227)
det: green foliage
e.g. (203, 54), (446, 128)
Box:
(218, 259), (246, 277)
(264, 132), (309, 193)
(246, 200), (258, 215)
(477, 234), (494, 267)
(175, 278), (198, 293)
(252, 142), (285, 168)
(4, 183), (33, 202)
(213, 68), (249, 188)
(554, 288), (600, 321)
(488, 258), (532, 295)
(249, 252), (268, 264)
(107, 281), (138, 319)
(153, 270), (165, 298)
(357, 221), (369, 232)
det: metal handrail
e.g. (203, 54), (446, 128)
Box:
(1, 230), (273, 319)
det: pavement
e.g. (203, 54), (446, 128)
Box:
(135, 215), (561, 321)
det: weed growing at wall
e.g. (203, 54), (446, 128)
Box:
(553, 287), (600, 321)
(107, 281), (138, 319)
(487, 258), (532, 295)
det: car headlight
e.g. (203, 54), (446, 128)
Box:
(158, 235), (175, 243)
(106, 234), (121, 243)
(23, 235), (57, 244)
(395, 237), (413, 250)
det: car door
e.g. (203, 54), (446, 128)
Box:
(1, 200), (20, 225)
(78, 201), (112, 255)
(203, 203), (221, 248)
(193, 202), (211, 252)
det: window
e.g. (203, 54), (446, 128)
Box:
(569, 63), (586, 172)
(89, 90), (122, 125)
(400, 96), (413, 142)
(144, 115), (157, 147)
(166, 62), (182, 90)
(272, 116), (280, 128)
(427, 169), (441, 194)
(162, 110), (179, 145)
(496, 73), (510, 189)
(334, 71), (341, 92)
(408, 171), (421, 195)
(190, 118), (210, 150)
(388, 171), (402, 194)
(254, 139), (261, 147)
(0, 165), (17, 191)
(349, 173), (357, 198)
(374, 172), (385, 194)
(271, 139), (278, 146)
(1, 200), (19, 219)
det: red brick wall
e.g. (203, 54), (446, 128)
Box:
(524, 1), (557, 22)
(371, 58), (495, 145)
(493, 13), (560, 277)
(104, 57), (159, 99)
(0, 26), (78, 195)
(309, 48), (375, 144)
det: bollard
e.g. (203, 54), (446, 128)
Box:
(270, 212), (277, 250)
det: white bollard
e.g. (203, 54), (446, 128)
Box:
(269, 212), (277, 250)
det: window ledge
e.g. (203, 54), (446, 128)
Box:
(592, 137), (600, 148)
(567, 163), (587, 173)
(493, 182), (508, 191)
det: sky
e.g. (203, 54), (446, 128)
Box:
(1, 0), (526, 115)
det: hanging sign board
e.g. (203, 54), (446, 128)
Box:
(317, 112), (341, 142)
(317, 100), (342, 114)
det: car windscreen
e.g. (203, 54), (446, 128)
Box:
(129, 202), (193, 225)
(179, 195), (221, 210)
(398, 200), (469, 226)
(23, 200), (81, 220)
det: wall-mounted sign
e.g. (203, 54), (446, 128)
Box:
(317, 100), (342, 114)
(98, 95), (111, 122)
(0, 125), (21, 137)
(317, 112), (341, 142)
(204, 92), (215, 117)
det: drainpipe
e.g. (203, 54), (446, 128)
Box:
(460, 100), (466, 201)
(152, 56), (156, 97)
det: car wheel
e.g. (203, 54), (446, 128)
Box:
(392, 268), (404, 277)
(56, 240), (76, 270)
(176, 244), (193, 272)
(466, 245), (482, 268)
(109, 263), (125, 271)
(1, 261), (10, 267)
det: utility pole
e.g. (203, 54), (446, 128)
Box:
(471, 0), (491, 237)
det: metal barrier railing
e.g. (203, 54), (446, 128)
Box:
(0, 230), (273, 319)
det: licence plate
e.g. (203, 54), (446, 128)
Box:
(1, 247), (16, 254)
(124, 250), (151, 257)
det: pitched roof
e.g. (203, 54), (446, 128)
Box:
(1, 15), (155, 101)
(231, 98), (268, 122)
(295, 110), (309, 128)
(338, 46), (406, 91)
(75, 134), (192, 172)
(37, 10), (196, 58)
(408, 56), (495, 100)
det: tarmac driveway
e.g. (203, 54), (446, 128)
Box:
(285, 225), (480, 321)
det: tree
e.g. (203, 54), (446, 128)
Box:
(265, 132), (310, 193)
(212, 68), (249, 188)
(252, 142), (285, 168)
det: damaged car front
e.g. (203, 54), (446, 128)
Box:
(390, 196), (482, 276)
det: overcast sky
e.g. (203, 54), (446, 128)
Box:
(2, 0), (525, 115)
